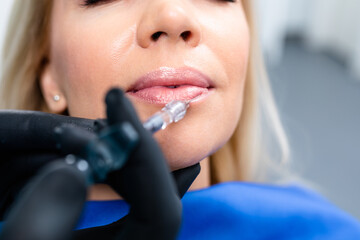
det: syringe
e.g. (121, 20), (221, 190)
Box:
(143, 96), (199, 134)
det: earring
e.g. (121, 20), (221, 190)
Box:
(53, 95), (60, 102)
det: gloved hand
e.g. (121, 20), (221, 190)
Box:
(0, 88), (200, 240)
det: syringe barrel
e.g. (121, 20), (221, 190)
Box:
(143, 100), (189, 134)
(162, 100), (188, 123)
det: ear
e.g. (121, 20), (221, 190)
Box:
(39, 64), (68, 114)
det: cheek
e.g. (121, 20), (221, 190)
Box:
(199, 6), (249, 64)
(207, 13), (250, 121)
(220, 24), (249, 126)
(212, 18), (249, 87)
(198, 7), (250, 108)
(50, 18), (136, 118)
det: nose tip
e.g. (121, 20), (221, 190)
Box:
(137, 3), (201, 48)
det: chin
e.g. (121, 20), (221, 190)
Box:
(152, 114), (235, 171)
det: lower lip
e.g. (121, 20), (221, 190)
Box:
(127, 86), (210, 105)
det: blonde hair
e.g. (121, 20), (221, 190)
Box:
(0, 0), (52, 111)
(1, 0), (290, 183)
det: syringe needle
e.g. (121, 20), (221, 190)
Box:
(185, 94), (202, 104)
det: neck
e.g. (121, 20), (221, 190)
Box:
(88, 158), (211, 200)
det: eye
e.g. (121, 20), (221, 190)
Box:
(82, 0), (237, 7)
(83, 0), (237, 6)
(213, 0), (237, 3)
(82, 0), (115, 7)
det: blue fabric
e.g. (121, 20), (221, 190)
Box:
(76, 182), (360, 239)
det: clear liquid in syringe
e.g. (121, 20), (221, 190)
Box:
(143, 95), (200, 134)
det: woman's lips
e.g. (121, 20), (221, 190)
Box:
(128, 86), (209, 104)
(126, 67), (213, 104)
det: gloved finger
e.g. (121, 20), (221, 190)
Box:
(172, 163), (201, 198)
(0, 110), (95, 152)
(54, 124), (97, 158)
(0, 160), (87, 240)
(105, 88), (142, 129)
(0, 151), (63, 220)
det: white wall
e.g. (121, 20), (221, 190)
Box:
(254, 0), (290, 65)
(255, 0), (360, 80)
(0, 1), (14, 75)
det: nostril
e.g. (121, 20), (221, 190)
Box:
(180, 31), (191, 41)
(149, 30), (195, 44)
(151, 31), (165, 41)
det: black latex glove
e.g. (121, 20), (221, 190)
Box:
(0, 160), (88, 240)
(0, 89), (200, 226)
(0, 112), (96, 220)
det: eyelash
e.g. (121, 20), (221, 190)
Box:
(82, 0), (113, 7)
(82, 0), (236, 7)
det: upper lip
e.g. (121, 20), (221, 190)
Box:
(127, 67), (214, 92)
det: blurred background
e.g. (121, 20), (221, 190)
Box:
(255, 0), (360, 220)
(0, 0), (359, 220)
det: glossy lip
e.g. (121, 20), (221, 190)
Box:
(126, 67), (214, 104)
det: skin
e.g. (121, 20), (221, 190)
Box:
(41, 0), (250, 197)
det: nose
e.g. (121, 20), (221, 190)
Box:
(137, 1), (201, 48)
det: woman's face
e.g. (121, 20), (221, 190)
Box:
(44, 0), (250, 170)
